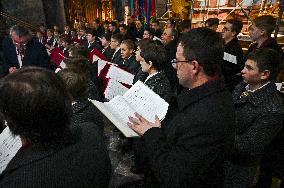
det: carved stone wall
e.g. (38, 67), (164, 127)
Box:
(1, 0), (46, 26)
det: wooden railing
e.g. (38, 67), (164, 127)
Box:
(0, 11), (38, 31)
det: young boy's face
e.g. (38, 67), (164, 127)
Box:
(241, 59), (263, 85)
(110, 38), (119, 49)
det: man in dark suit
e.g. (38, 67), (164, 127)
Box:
(1, 25), (50, 75)
(0, 67), (111, 188)
(128, 28), (235, 188)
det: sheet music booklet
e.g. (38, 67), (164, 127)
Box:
(90, 81), (169, 137)
(0, 127), (22, 174)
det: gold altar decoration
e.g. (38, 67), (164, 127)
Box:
(172, 0), (190, 18)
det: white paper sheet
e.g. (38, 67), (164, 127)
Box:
(104, 79), (129, 100)
(223, 52), (237, 64)
(106, 65), (134, 85)
(0, 127), (22, 174)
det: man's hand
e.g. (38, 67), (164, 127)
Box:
(128, 112), (161, 136)
(9, 67), (17, 73)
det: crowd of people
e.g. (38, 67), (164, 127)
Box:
(0, 15), (283, 188)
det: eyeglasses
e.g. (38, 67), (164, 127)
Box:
(171, 59), (191, 69)
(171, 59), (189, 64)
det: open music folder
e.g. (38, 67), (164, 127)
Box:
(90, 81), (169, 137)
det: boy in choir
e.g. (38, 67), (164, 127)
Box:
(224, 48), (284, 188)
(247, 15), (283, 59)
(58, 67), (104, 132)
(150, 19), (163, 38)
(109, 21), (119, 35)
(120, 39), (140, 74)
(128, 28), (235, 188)
(110, 33), (124, 66)
(143, 28), (154, 40)
(100, 33), (114, 62)
(45, 29), (55, 49)
(205, 17), (219, 31)
(179, 19), (191, 34)
(36, 30), (46, 45)
(78, 27), (88, 46)
(85, 29), (102, 52)
(221, 19), (244, 92)
(0, 67), (111, 188)
(132, 39), (154, 84)
(135, 19), (144, 39)
(137, 43), (172, 102)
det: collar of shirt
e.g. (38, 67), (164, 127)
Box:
(144, 72), (160, 83)
(245, 82), (270, 93)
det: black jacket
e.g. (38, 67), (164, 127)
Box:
(2, 37), (50, 75)
(144, 71), (173, 103)
(111, 49), (124, 66)
(101, 46), (114, 62)
(229, 82), (284, 166)
(0, 123), (111, 188)
(222, 37), (244, 92)
(141, 79), (235, 188)
(71, 100), (104, 133)
(121, 55), (140, 74)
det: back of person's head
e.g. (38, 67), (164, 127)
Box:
(9, 25), (31, 37)
(246, 48), (281, 81)
(253, 15), (276, 36)
(205, 18), (219, 31)
(102, 33), (112, 41)
(179, 20), (191, 32)
(86, 28), (98, 37)
(227, 19), (243, 35)
(179, 27), (224, 76)
(121, 39), (135, 51)
(111, 33), (123, 44)
(0, 67), (72, 144)
(64, 56), (90, 74)
(137, 39), (155, 52)
(68, 45), (89, 58)
(57, 69), (88, 101)
(170, 28), (179, 40)
(110, 21), (117, 27)
(140, 44), (167, 71)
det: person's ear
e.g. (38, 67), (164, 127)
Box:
(260, 70), (270, 80)
(148, 61), (153, 68)
(190, 60), (201, 75)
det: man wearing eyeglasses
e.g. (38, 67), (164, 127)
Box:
(221, 19), (244, 92)
(128, 28), (235, 188)
(1, 25), (50, 75)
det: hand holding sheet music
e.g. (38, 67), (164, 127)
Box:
(90, 81), (169, 137)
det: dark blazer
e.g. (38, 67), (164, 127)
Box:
(71, 100), (104, 133)
(87, 41), (102, 52)
(224, 82), (284, 187)
(0, 123), (111, 188)
(122, 55), (140, 74)
(144, 71), (173, 103)
(2, 37), (50, 75)
(133, 67), (148, 84)
(101, 46), (114, 62)
(141, 79), (235, 188)
(230, 82), (283, 166)
(222, 37), (244, 92)
(246, 37), (283, 59)
(111, 49), (124, 66)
